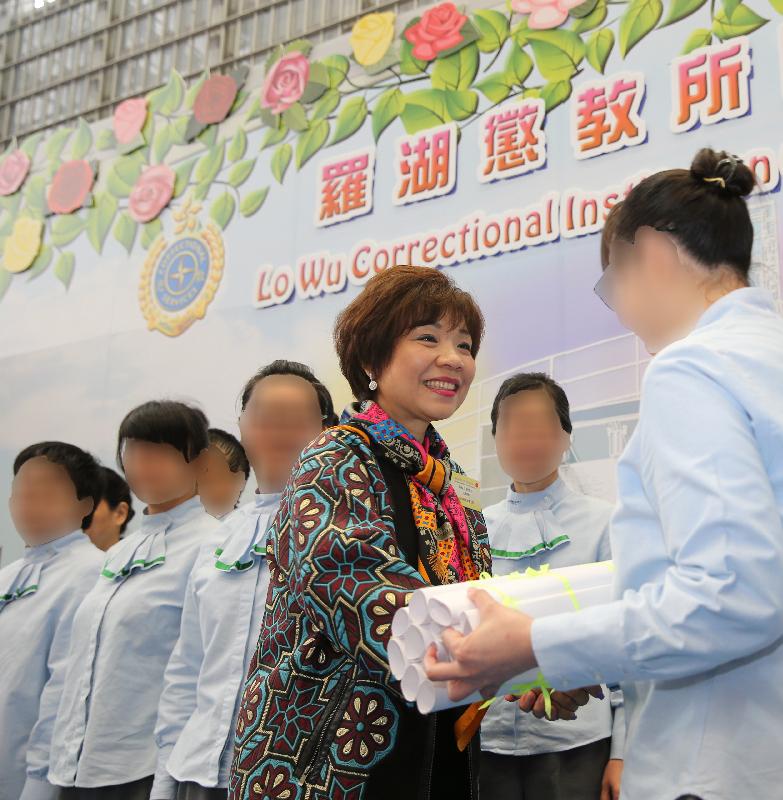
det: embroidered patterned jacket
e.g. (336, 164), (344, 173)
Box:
(230, 426), (491, 800)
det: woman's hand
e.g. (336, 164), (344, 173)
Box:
(509, 685), (604, 720)
(423, 588), (537, 700)
(600, 758), (623, 800)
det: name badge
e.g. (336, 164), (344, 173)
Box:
(451, 473), (482, 512)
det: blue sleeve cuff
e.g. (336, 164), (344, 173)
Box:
(20, 776), (59, 800)
(531, 601), (629, 690)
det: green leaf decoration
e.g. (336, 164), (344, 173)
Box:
(170, 116), (189, 144)
(769, 0), (783, 11)
(45, 127), (73, 162)
(209, 192), (235, 230)
(245, 97), (262, 122)
(713, 3), (768, 38)
(297, 119), (329, 169)
(194, 141), (225, 185)
(722, 0), (741, 14)
(372, 87), (405, 141)
(400, 89), (450, 134)
(527, 29), (586, 81)
(681, 27), (712, 52)
(661, 0), (708, 26)
(108, 152), (145, 198)
(185, 71), (209, 109)
(443, 89), (478, 121)
(152, 123), (175, 164)
(282, 102), (309, 132)
(431, 44), (480, 91)
(86, 192), (118, 253)
(572, 0), (607, 32)
(54, 251), (75, 288)
(140, 218), (162, 250)
(400, 29), (428, 75)
(23, 175), (48, 216)
(586, 29), (615, 73)
(330, 97), (367, 146)
(227, 158), (256, 187)
(192, 182), (211, 201)
(161, 70), (186, 115)
(230, 89), (249, 115)
(270, 143), (292, 184)
(312, 89), (340, 121)
(113, 212), (137, 254)
(475, 73), (513, 103)
(261, 123), (289, 149)
(26, 244), (52, 281)
(0, 267), (11, 301)
(173, 157), (197, 197)
(197, 124), (218, 148)
(571, 0), (599, 17)
(541, 80), (573, 112)
(240, 187), (269, 217)
(300, 62), (330, 103)
(618, 0), (663, 57)
(259, 107), (279, 129)
(228, 128), (248, 162)
(50, 214), (86, 247)
(321, 54), (350, 88)
(506, 43), (534, 85)
(473, 9), (510, 53)
(20, 132), (44, 159)
(283, 38), (313, 57)
(95, 128), (116, 150)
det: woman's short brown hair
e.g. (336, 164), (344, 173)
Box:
(600, 201), (623, 270)
(334, 265), (485, 401)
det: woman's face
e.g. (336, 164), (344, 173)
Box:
(238, 374), (325, 491)
(198, 445), (248, 518)
(84, 499), (129, 551)
(374, 318), (476, 438)
(121, 440), (202, 506)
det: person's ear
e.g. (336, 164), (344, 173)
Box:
(114, 501), (130, 527)
(558, 429), (572, 461)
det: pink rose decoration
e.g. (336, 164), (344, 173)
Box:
(0, 150), (31, 196)
(260, 52), (310, 114)
(128, 164), (175, 223)
(404, 2), (467, 61)
(47, 159), (94, 214)
(511, 0), (583, 29)
(113, 98), (148, 145)
(194, 74), (239, 125)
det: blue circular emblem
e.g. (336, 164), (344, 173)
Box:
(153, 237), (210, 313)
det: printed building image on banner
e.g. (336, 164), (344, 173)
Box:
(1, 0), (782, 561)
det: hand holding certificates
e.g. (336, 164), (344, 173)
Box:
(386, 561), (615, 712)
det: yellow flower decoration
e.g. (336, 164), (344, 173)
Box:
(350, 11), (396, 67)
(3, 217), (43, 274)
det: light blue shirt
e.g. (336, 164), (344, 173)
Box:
(533, 288), (783, 800)
(481, 479), (624, 758)
(150, 492), (281, 798)
(0, 530), (101, 800)
(48, 497), (218, 788)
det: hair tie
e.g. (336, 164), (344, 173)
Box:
(703, 176), (726, 188)
(704, 155), (740, 190)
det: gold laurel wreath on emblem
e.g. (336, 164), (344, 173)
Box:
(139, 196), (225, 337)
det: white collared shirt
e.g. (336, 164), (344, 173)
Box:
(48, 497), (218, 789)
(150, 492), (281, 798)
(533, 288), (783, 799)
(481, 479), (624, 758)
(0, 530), (102, 800)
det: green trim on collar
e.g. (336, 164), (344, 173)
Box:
(101, 555), (166, 580)
(491, 534), (571, 560)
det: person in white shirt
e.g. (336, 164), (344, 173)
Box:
(480, 373), (623, 800)
(198, 429), (250, 520)
(151, 360), (337, 800)
(47, 400), (219, 800)
(426, 148), (783, 800)
(2, 442), (103, 800)
(83, 466), (135, 551)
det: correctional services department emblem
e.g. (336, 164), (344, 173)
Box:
(139, 197), (224, 337)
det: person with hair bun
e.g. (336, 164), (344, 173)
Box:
(198, 429), (250, 520)
(425, 148), (783, 800)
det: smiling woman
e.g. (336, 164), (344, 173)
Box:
(229, 265), (492, 800)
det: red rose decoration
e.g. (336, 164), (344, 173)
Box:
(404, 2), (467, 61)
(128, 164), (175, 223)
(0, 150), (31, 196)
(47, 159), (94, 215)
(113, 97), (148, 145)
(193, 74), (238, 125)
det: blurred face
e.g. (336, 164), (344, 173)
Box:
(373, 318), (476, 440)
(494, 390), (570, 486)
(238, 374), (325, 492)
(598, 227), (693, 354)
(9, 456), (93, 546)
(198, 445), (248, 518)
(120, 439), (203, 506)
(85, 499), (129, 551)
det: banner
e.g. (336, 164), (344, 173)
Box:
(1, 0), (782, 562)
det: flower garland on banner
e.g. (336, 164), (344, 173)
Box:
(0, 0), (778, 297)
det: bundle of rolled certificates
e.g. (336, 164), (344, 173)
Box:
(388, 561), (615, 714)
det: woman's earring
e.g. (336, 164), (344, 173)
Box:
(368, 376), (378, 392)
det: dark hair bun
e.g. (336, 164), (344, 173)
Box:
(690, 147), (755, 198)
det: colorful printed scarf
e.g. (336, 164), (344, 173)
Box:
(342, 401), (482, 587)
